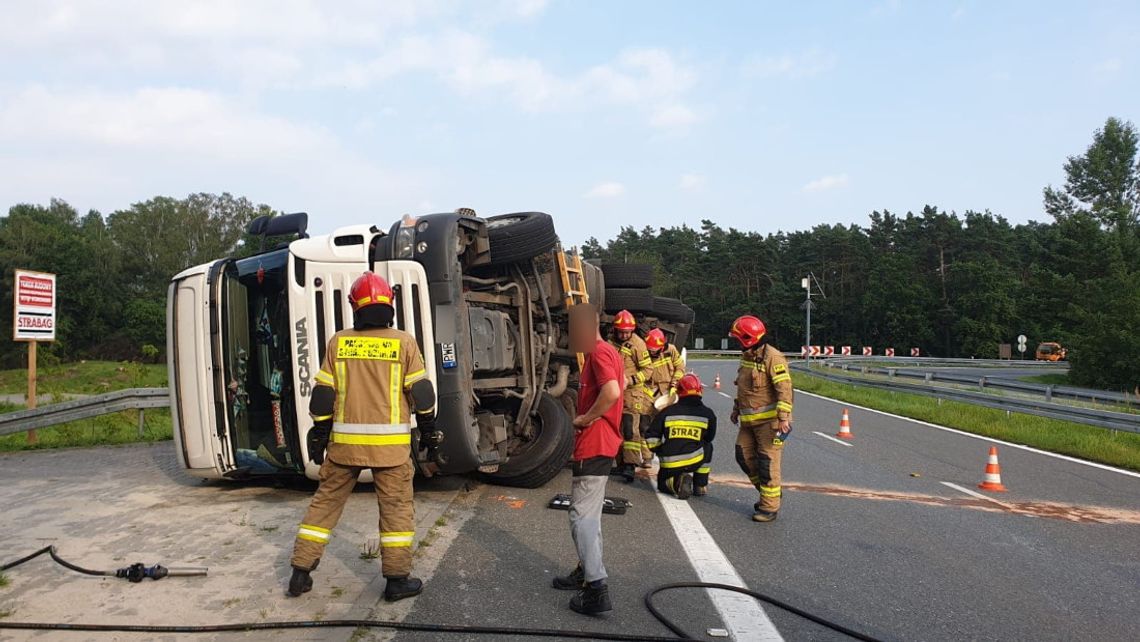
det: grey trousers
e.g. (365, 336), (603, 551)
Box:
(569, 456), (611, 583)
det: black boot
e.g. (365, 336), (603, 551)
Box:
(384, 576), (424, 602)
(569, 582), (613, 615)
(676, 473), (694, 500)
(621, 464), (635, 483)
(553, 564), (586, 590)
(287, 567), (312, 597)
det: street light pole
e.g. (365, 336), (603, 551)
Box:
(802, 276), (812, 360)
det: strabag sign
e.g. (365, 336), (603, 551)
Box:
(13, 270), (56, 341)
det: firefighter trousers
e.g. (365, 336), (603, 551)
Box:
(735, 422), (782, 512)
(620, 413), (649, 466)
(291, 458), (415, 578)
(656, 443), (713, 495)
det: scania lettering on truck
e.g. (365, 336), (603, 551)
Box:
(168, 210), (610, 488)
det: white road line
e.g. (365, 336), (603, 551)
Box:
(940, 481), (1014, 509)
(796, 390), (1140, 479)
(656, 493), (783, 641)
(718, 391), (733, 399)
(811, 431), (854, 447)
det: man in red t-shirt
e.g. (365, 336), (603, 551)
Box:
(552, 304), (622, 616)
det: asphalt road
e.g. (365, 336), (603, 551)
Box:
(2, 359), (1137, 642)
(392, 359), (1139, 642)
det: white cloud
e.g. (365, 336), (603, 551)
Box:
(584, 182), (626, 198)
(802, 174), (850, 193)
(1093, 58), (1122, 74)
(745, 50), (837, 79)
(0, 85), (428, 219)
(679, 174), (706, 192)
(651, 104), (699, 129)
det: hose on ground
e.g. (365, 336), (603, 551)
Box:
(1, 547), (881, 640)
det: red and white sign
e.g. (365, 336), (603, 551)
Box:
(841, 346), (852, 356)
(824, 346), (835, 356)
(801, 346), (810, 357)
(911, 347), (920, 357)
(862, 346), (872, 356)
(13, 270), (56, 342)
(885, 348), (895, 357)
(811, 345), (821, 357)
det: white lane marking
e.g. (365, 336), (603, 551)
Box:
(656, 493), (783, 641)
(796, 390), (1140, 479)
(940, 481), (1013, 509)
(811, 431), (854, 447)
(718, 391), (733, 399)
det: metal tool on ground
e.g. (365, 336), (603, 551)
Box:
(836, 408), (854, 439)
(978, 446), (1008, 492)
(548, 493), (631, 515)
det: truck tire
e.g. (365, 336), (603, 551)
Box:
(482, 393), (573, 488)
(652, 296), (696, 324)
(603, 288), (654, 314)
(599, 263), (654, 289)
(486, 212), (559, 265)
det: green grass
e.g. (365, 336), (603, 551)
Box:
(0, 361), (171, 452)
(0, 360), (167, 396)
(1019, 373), (1070, 386)
(795, 373), (1140, 472)
(0, 572), (9, 588)
(0, 408), (172, 453)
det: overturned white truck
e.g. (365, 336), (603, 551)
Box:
(167, 210), (692, 488)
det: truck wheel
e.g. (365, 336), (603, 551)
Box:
(482, 393), (574, 488)
(485, 212), (559, 265)
(652, 296), (696, 324)
(603, 288), (654, 314)
(599, 263), (654, 289)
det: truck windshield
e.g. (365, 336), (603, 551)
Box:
(220, 248), (300, 473)
(1037, 344), (1055, 354)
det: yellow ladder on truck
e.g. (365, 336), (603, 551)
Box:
(556, 248), (590, 370)
(556, 247), (590, 307)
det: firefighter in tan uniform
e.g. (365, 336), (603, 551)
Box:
(729, 315), (793, 522)
(644, 328), (686, 464)
(288, 272), (440, 602)
(608, 310), (653, 482)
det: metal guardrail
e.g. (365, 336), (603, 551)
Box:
(0, 388), (171, 438)
(791, 363), (1140, 434)
(818, 359), (1130, 405)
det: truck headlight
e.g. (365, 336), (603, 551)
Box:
(395, 215), (417, 259)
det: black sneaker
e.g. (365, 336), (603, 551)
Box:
(676, 473), (694, 500)
(383, 576), (423, 602)
(553, 565), (585, 590)
(287, 568), (312, 597)
(569, 583), (613, 616)
(752, 510), (778, 523)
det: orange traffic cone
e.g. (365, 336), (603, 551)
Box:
(714, 373), (721, 390)
(836, 409), (853, 439)
(978, 446), (1008, 492)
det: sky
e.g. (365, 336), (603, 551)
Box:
(1, 1), (1137, 247)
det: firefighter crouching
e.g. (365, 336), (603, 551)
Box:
(288, 272), (441, 601)
(645, 374), (715, 498)
(729, 315), (793, 523)
(609, 310), (654, 482)
(644, 328), (684, 461)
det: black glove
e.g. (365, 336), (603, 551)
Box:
(307, 424), (331, 465)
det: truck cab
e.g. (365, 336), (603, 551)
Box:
(168, 211), (617, 488)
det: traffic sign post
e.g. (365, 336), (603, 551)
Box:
(1017, 334), (1027, 360)
(13, 269), (57, 445)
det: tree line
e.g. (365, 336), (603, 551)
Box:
(0, 193), (274, 368)
(2, 118), (1136, 390)
(583, 118), (1140, 390)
